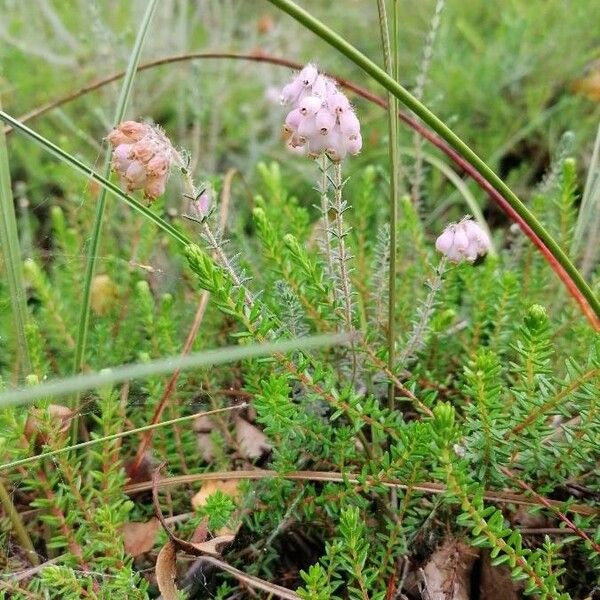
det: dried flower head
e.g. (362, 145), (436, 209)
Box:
(106, 121), (175, 202)
(280, 63), (362, 161)
(435, 217), (491, 263)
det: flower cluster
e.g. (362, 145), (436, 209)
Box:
(280, 63), (362, 161)
(106, 121), (174, 201)
(435, 217), (491, 263)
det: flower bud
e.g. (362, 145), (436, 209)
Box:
(299, 95), (323, 116)
(435, 218), (491, 263)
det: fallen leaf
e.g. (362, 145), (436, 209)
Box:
(189, 533), (235, 557)
(235, 416), (272, 460)
(422, 538), (478, 600)
(123, 518), (160, 557)
(191, 479), (240, 510)
(156, 540), (178, 600)
(193, 414), (216, 462)
(573, 63), (600, 102)
(24, 404), (73, 446)
(90, 274), (118, 315)
(479, 549), (520, 600)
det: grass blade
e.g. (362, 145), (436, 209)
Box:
(72, 0), (159, 435)
(0, 102), (38, 565)
(0, 333), (349, 409)
(0, 101), (31, 376)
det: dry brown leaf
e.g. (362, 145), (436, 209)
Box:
(573, 65), (600, 102)
(193, 414), (216, 462)
(191, 479), (240, 510)
(122, 517), (160, 557)
(90, 274), (118, 315)
(24, 404), (73, 445)
(189, 533), (235, 557)
(423, 538), (478, 600)
(235, 416), (272, 460)
(156, 540), (178, 600)
(479, 549), (520, 600)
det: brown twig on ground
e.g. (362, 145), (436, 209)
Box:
(151, 463), (300, 600)
(501, 467), (600, 554)
(126, 468), (599, 517)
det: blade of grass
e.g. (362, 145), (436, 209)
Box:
(0, 333), (349, 409)
(0, 101), (31, 376)
(72, 0), (159, 438)
(264, 0), (600, 327)
(0, 111), (189, 247)
(0, 99), (39, 565)
(376, 0), (401, 410)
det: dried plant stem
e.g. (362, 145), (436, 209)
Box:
(125, 469), (598, 517)
(71, 0), (159, 441)
(376, 0), (400, 410)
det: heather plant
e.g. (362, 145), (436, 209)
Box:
(1, 2), (600, 599)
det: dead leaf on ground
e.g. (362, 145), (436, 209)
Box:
(156, 540), (179, 600)
(188, 533), (235, 557)
(235, 416), (272, 460)
(123, 517), (160, 557)
(24, 404), (73, 446)
(90, 274), (118, 315)
(573, 63), (600, 102)
(191, 479), (240, 510)
(193, 414), (216, 463)
(479, 549), (520, 600)
(422, 538), (478, 600)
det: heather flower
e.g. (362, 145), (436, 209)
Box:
(280, 63), (362, 161)
(192, 188), (212, 218)
(435, 217), (491, 263)
(106, 121), (174, 201)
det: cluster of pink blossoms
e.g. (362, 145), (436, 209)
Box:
(281, 63), (362, 161)
(435, 217), (491, 263)
(106, 121), (174, 201)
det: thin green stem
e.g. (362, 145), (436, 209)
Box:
(376, 0), (400, 410)
(72, 0), (159, 438)
(0, 101), (31, 376)
(0, 100), (38, 566)
(0, 111), (189, 247)
(264, 0), (600, 323)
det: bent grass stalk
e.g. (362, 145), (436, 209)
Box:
(264, 0), (600, 328)
(72, 0), (159, 440)
(0, 101), (38, 565)
(0, 333), (347, 409)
